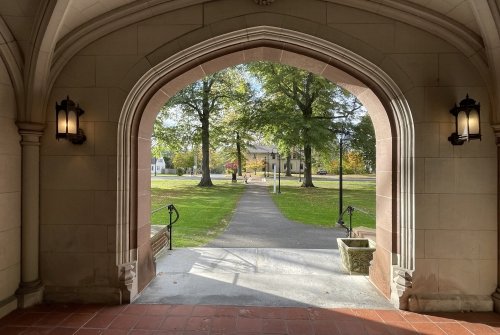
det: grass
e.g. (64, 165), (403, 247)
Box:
(151, 179), (245, 247)
(269, 179), (376, 229)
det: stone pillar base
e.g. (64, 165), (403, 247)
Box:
(492, 288), (500, 312)
(409, 294), (493, 312)
(16, 280), (44, 308)
(0, 295), (18, 318)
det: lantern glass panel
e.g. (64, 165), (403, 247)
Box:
(67, 109), (77, 134)
(468, 109), (480, 135)
(457, 110), (468, 138)
(57, 110), (67, 135)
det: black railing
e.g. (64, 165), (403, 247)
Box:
(151, 203), (179, 250)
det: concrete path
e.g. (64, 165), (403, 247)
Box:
(136, 181), (391, 308)
(206, 181), (346, 248)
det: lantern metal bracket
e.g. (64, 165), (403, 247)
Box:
(55, 96), (86, 145)
(448, 94), (481, 146)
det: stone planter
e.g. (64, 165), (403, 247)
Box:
(337, 238), (376, 275)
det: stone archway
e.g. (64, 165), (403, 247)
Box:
(117, 26), (414, 308)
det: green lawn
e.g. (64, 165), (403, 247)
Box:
(151, 179), (245, 247)
(269, 179), (376, 229)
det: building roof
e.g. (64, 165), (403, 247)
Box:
(247, 144), (277, 154)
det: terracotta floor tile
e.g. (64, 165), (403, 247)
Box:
(74, 305), (104, 314)
(258, 307), (287, 319)
(214, 307), (239, 317)
(84, 314), (116, 328)
(284, 308), (310, 320)
(286, 319), (314, 335)
(460, 321), (497, 334)
(133, 315), (164, 330)
(309, 308), (337, 321)
(411, 322), (447, 335)
(17, 326), (53, 335)
(12, 312), (45, 326)
(159, 316), (188, 331)
(335, 320), (366, 335)
(0, 326), (29, 335)
(146, 305), (172, 316)
(376, 310), (406, 323)
(436, 322), (475, 335)
(237, 317), (262, 332)
(262, 318), (286, 333)
(35, 313), (71, 327)
(383, 321), (418, 335)
(426, 314), (461, 323)
(313, 320), (340, 335)
(185, 316), (211, 331)
(123, 305), (149, 315)
(101, 329), (129, 335)
(399, 311), (431, 323)
(168, 305), (193, 316)
(47, 327), (79, 335)
(210, 316), (236, 333)
(97, 306), (127, 316)
(238, 307), (263, 319)
(75, 329), (102, 335)
(191, 306), (216, 317)
(362, 320), (391, 335)
(354, 310), (383, 322)
(60, 313), (95, 328)
(129, 330), (154, 335)
(108, 314), (140, 329)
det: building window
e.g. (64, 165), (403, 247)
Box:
(271, 153), (275, 159)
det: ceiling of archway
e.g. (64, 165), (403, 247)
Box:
(0, 0), (482, 50)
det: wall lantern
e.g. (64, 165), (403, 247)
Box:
(55, 96), (86, 144)
(448, 94), (481, 145)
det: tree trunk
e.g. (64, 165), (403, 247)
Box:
(301, 143), (315, 187)
(154, 157), (157, 176)
(198, 116), (213, 187)
(285, 154), (292, 176)
(236, 132), (242, 176)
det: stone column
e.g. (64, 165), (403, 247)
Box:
(15, 122), (45, 308)
(492, 125), (500, 312)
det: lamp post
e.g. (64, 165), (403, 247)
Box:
(335, 122), (350, 226)
(337, 134), (344, 225)
(278, 152), (281, 194)
(298, 148), (302, 183)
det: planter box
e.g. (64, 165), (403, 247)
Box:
(337, 238), (376, 275)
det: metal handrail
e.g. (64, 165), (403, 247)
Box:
(151, 203), (179, 250)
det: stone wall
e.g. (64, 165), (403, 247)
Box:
(0, 59), (21, 317)
(39, 0), (497, 310)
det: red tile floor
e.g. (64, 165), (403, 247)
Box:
(1, 304), (500, 335)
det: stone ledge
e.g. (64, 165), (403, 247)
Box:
(0, 295), (17, 318)
(44, 286), (123, 305)
(408, 294), (493, 312)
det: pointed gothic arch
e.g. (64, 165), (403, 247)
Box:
(116, 26), (415, 308)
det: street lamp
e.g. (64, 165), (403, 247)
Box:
(298, 148), (302, 183)
(278, 151), (281, 194)
(336, 126), (350, 226)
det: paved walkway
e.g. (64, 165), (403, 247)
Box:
(206, 181), (346, 248)
(136, 181), (392, 308)
(2, 303), (499, 334)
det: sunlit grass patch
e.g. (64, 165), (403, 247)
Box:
(151, 179), (246, 247)
(269, 179), (375, 229)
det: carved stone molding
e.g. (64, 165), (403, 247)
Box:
(118, 262), (137, 303)
(391, 266), (413, 310)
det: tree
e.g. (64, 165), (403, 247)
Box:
(351, 114), (376, 172)
(247, 62), (359, 187)
(172, 151), (195, 172)
(162, 70), (238, 186)
(246, 159), (265, 175)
